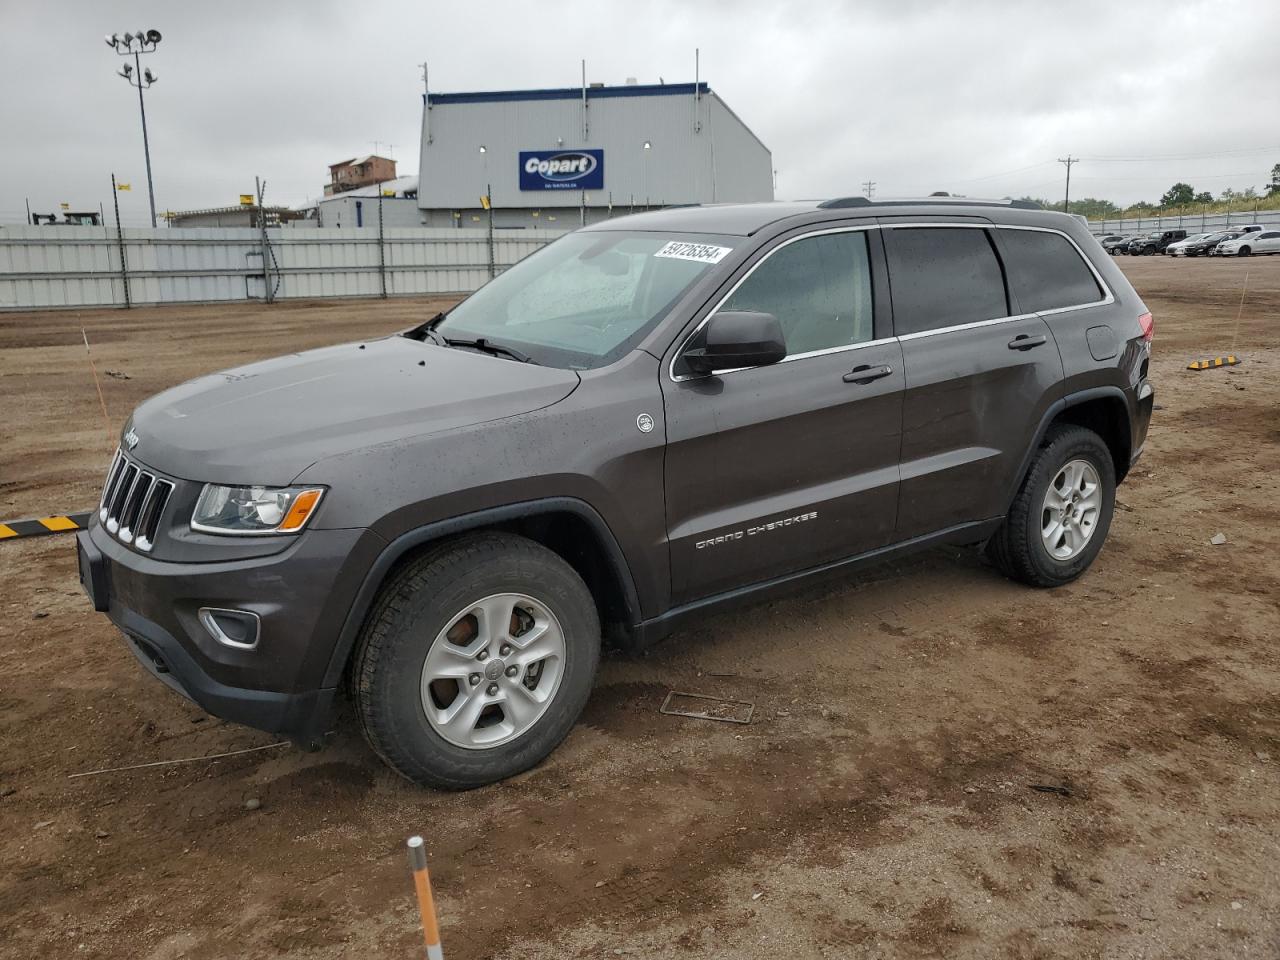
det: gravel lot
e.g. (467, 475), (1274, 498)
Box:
(1, 257), (1277, 959)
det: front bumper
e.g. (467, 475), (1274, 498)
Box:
(78, 520), (385, 743)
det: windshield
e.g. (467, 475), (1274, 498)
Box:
(433, 230), (740, 368)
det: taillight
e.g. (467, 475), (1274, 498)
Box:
(1138, 312), (1154, 343)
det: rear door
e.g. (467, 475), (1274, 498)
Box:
(883, 222), (1064, 541)
(661, 226), (904, 605)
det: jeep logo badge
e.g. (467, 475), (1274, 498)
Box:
(123, 428), (140, 450)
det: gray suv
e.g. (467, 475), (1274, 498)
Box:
(78, 198), (1155, 788)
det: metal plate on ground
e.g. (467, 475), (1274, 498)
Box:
(659, 690), (754, 724)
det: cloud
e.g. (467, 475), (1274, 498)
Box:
(2, 0), (1276, 223)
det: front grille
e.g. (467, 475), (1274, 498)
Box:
(98, 448), (175, 552)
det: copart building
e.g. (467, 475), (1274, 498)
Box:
(416, 80), (773, 228)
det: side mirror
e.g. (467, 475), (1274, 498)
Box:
(682, 311), (786, 375)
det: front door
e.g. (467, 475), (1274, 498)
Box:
(661, 227), (904, 606)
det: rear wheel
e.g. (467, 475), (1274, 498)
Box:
(987, 425), (1116, 588)
(353, 533), (600, 789)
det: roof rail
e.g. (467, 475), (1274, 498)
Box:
(817, 196), (1044, 211)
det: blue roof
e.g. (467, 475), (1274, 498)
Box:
(427, 82), (709, 106)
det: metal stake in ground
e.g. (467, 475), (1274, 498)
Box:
(407, 836), (444, 960)
(82, 327), (115, 449)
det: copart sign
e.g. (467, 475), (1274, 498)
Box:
(519, 149), (605, 191)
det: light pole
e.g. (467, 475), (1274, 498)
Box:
(106, 29), (162, 228)
(642, 141), (651, 210)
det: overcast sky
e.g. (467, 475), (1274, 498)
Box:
(3, 0), (1278, 224)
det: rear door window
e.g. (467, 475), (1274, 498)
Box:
(883, 227), (1008, 335)
(996, 229), (1104, 313)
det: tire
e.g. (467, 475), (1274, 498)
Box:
(1239, 246), (1251, 257)
(352, 532), (601, 789)
(987, 425), (1116, 588)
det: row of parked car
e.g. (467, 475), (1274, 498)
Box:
(1096, 225), (1280, 257)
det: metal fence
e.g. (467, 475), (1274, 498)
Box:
(1090, 209), (1280, 237)
(0, 225), (568, 311)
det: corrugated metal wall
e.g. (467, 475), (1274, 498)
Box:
(0, 225), (567, 310)
(418, 87), (773, 214)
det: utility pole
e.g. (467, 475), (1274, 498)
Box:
(106, 29), (163, 228)
(862, 180), (876, 199)
(1058, 156), (1078, 215)
(486, 181), (495, 280)
(256, 177), (273, 304)
(377, 186), (387, 298)
(111, 174), (131, 308)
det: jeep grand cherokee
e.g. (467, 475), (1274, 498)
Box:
(78, 197), (1155, 788)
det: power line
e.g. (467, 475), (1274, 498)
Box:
(862, 180), (876, 199)
(942, 159), (1059, 185)
(1078, 145), (1280, 162)
(1071, 171), (1266, 183)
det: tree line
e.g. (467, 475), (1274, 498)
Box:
(1016, 163), (1280, 218)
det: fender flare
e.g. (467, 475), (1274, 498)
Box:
(320, 497), (642, 689)
(1003, 385), (1134, 511)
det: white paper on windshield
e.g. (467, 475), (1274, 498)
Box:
(654, 241), (732, 264)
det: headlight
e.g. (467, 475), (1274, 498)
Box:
(191, 484), (325, 535)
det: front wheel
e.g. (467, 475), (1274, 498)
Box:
(353, 533), (600, 789)
(987, 425), (1116, 588)
(1238, 246), (1252, 257)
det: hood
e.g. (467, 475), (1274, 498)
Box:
(126, 336), (580, 484)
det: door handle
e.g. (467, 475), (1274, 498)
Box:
(843, 364), (894, 384)
(1008, 334), (1048, 351)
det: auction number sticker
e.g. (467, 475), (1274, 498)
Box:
(655, 241), (732, 264)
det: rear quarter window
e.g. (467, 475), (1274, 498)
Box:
(997, 229), (1104, 313)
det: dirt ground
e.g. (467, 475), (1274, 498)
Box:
(1, 258), (1278, 960)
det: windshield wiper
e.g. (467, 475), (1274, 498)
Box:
(444, 337), (535, 364)
(405, 311), (446, 343)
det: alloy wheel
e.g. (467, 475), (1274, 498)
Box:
(1040, 459), (1102, 561)
(420, 593), (566, 749)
